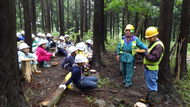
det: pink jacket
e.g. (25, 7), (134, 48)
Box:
(36, 46), (53, 62)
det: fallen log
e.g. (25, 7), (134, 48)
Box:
(39, 72), (72, 107)
(21, 58), (32, 82)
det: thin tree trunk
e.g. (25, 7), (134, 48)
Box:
(66, 0), (70, 30)
(175, 0), (190, 79)
(84, 0), (88, 32)
(30, 0), (36, 34)
(80, 0), (84, 40)
(74, 0), (79, 33)
(22, 0), (32, 51)
(59, 0), (65, 36)
(18, 0), (23, 30)
(41, 0), (45, 31)
(135, 15), (145, 37)
(88, 0), (91, 30)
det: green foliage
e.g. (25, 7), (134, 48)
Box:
(105, 0), (125, 11)
(105, 38), (119, 53)
(85, 96), (95, 103)
(174, 70), (190, 106)
(97, 77), (111, 88)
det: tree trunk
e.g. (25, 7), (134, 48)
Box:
(43, 0), (51, 33)
(93, 0), (104, 71)
(0, 0), (28, 106)
(66, 0), (70, 30)
(80, 0), (84, 40)
(109, 11), (113, 39)
(158, 0), (183, 103)
(175, 0), (190, 79)
(74, 0), (79, 33)
(122, 1), (129, 36)
(30, 0), (36, 34)
(18, 0), (23, 30)
(135, 15), (145, 37)
(84, 0), (88, 32)
(41, 0), (45, 31)
(59, 0), (65, 36)
(22, 0), (32, 51)
(88, 0), (91, 30)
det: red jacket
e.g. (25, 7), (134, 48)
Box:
(36, 46), (53, 62)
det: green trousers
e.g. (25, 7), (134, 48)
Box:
(121, 62), (134, 86)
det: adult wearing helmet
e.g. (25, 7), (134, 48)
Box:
(141, 27), (164, 104)
(36, 40), (55, 67)
(62, 54), (98, 92)
(62, 46), (78, 71)
(18, 43), (41, 73)
(116, 24), (147, 88)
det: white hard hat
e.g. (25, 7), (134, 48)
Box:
(64, 34), (69, 38)
(76, 42), (86, 51)
(32, 34), (35, 38)
(38, 40), (47, 46)
(16, 32), (21, 37)
(86, 39), (93, 45)
(68, 46), (78, 54)
(21, 31), (25, 35)
(37, 32), (42, 37)
(19, 43), (30, 50)
(75, 54), (88, 63)
(41, 33), (46, 37)
(134, 102), (147, 107)
(59, 36), (65, 40)
(47, 33), (52, 37)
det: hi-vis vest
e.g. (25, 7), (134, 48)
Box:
(119, 39), (137, 56)
(143, 40), (164, 71)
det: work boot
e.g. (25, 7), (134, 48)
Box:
(43, 61), (51, 68)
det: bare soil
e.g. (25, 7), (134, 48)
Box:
(23, 53), (181, 107)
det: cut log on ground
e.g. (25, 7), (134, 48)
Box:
(21, 58), (32, 82)
(40, 78), (68, 107)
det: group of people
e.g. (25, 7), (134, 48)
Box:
(16, 31), (97, 92)
(116, 24), (164, 103)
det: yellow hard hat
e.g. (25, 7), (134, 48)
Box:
(145, 27), (159, 38)
(125, 24), (135, 31)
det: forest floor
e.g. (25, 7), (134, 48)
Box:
(23, 53), (182, 107)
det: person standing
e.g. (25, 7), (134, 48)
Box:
(142, 27), (164, 104)
(116, 24), (147, 88)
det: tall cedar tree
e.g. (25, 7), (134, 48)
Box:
(158, 0), (182, 103)
(93, 0), (104, 70)
(59, 0), (65, 36)
(22, 0), (32, 51)
(0, 0), (28, 106)
(175, 0), (190, 79)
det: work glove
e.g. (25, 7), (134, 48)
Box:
(59, 84), (66, 90)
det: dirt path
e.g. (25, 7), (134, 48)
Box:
(23, 53), (178, 107)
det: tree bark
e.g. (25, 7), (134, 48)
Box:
(0, 0), (28, 106)
(88, 0), (91, 30)
(93, 0), (104, 71)
(22, 0), (32, 51)
(80, 0), (84, 40)
(74, 0), (79, 33)
(84, 0), (88, 32)
(30, 0), (36, 34)
(175, 0), (190, 79)
(59, 0), (65, 36)
(66, 0), (70, 30)
(158, 0), (183, 103)
(135, 15), (145, 37)
(18, 0), (23, 30)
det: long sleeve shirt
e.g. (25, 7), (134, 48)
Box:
(62, 55), (75, 71)
(145, 39), (164, 62)
(36, 46), (53, 62)
(65, 66), (83, 88)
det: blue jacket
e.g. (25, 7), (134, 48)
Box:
(116, 36), (147, 63)
(62, 55), (75, 71)
(65, 66), (83, 87)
